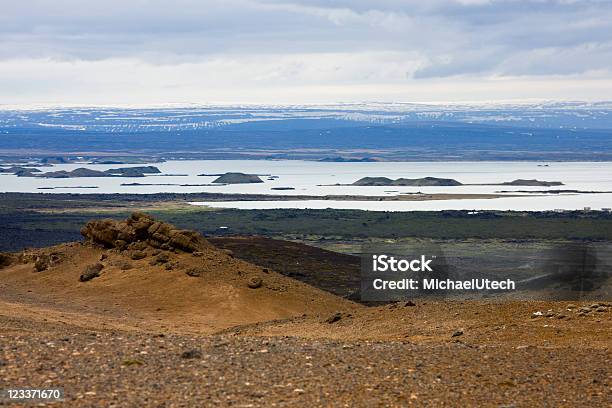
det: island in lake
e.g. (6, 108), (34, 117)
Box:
(210, 172), (264, 184)
(318, 157), (379, 162)
(0, 166), (42, 176)
(323, 177), (565, 187)
(352, 177), (463, 186)
(500, 179), (564, 187)
(4, 166), (162, 178)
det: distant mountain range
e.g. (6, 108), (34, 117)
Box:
(0, 102), (611, 161)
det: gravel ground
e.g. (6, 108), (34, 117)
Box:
(1, 316), (609, 407)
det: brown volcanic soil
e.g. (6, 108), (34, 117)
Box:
(209, 236), (360, 299)
(231, 300), (611, 348)
(0, 218), (610, 407)
(0, 240), (356, 335)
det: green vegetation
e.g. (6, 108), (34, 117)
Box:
(1, 193), (612, 251)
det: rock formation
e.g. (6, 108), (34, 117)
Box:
(81, 212), (211, 253)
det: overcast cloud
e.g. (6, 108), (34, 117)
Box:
(1, 0), (611, 105)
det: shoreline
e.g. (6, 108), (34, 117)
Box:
(0, 191), (525, 201)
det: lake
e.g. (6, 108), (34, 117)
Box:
(2, 160), (612, 211)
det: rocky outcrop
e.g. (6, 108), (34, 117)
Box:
(81, 212), (210, 253)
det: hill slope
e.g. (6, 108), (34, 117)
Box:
(0, 213), (357, 334)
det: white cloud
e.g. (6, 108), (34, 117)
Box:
(0, 0), (611, 104)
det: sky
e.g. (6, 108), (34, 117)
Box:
(1, 0), (612, 106)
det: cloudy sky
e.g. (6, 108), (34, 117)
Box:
(1, 0), (612, 106)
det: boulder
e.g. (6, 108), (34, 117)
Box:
(169, 231), (200, 253)
(247, 277), (263, 289)
(128, 241), (148, 251)
(19, 251), (36, 264)
(34, 255), (50, 272)
(115, 260), (134, 271)
(151, 232), (170, 244)
(80, 263), (104, 282)
(130, 250), (147, 260)
(150, 253), (170, 266)
(0, 253), (13, 268)
(185, 267), (203, 277)
(114, 240), (128, 250)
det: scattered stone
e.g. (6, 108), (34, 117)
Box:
(192, 251), (203, 257)
(129, 241), (148, 251)
(596, 307), (607, 312)
(180, 349), (202, 359)
(122, 359), (143, 366)
(116, 261), (134, 271)
(247, 277), (263, 289)
(545, 311), (555, 318)
(130, 250), (147, 260)
(34, 255), (50, 272)
(531, 311), (543, 318)
(99, 253), (108, 261)
(452, 330), (464, 338)
(114, 240), (128, 250)
(49, 253), (63, 265)
(0, 252), (14, 268)
(149, 253), (170, 266)
(19, 251), (36, 264)
(579, 307), (591, 313)
(404, 301), (416, 307)
(325, 312), (343, 324)
(566, 304), (577, 309)
(185, 267), (203, 277)
(590, 303), (600, 309)
(80, 263), (104, 282)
